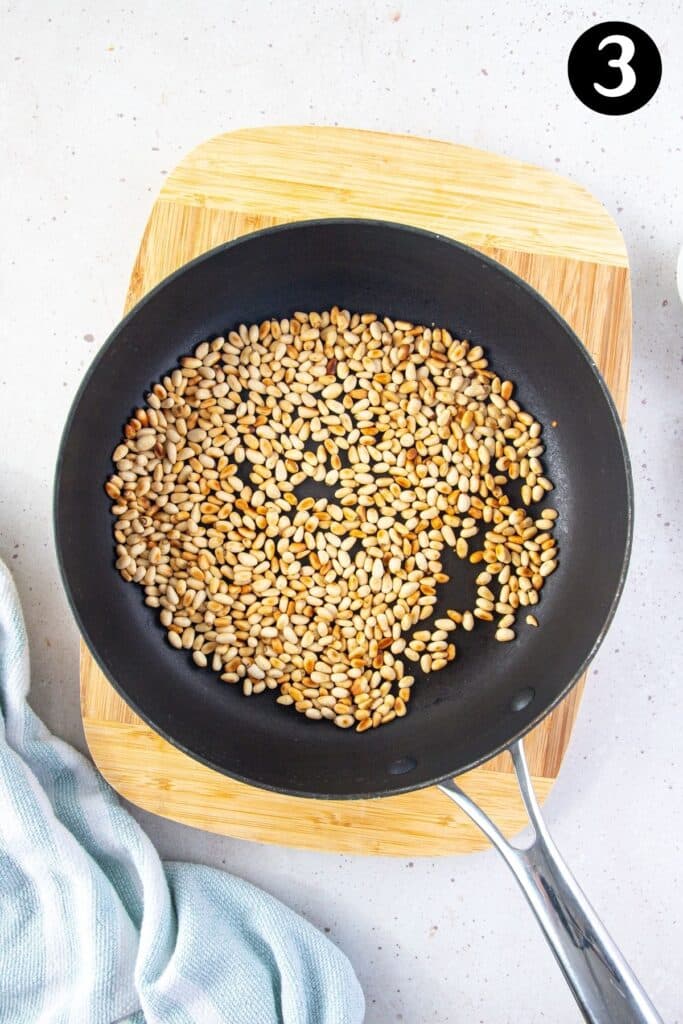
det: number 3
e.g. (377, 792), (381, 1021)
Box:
(594, 34), (637, 97)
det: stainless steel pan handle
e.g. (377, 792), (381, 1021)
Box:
(439, 740), (663, 1023)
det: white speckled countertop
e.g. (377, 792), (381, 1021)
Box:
(1, 2), (681, 1020)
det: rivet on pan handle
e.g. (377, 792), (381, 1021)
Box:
(439, 741), (663, 1024)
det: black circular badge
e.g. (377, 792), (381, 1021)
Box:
(568, 22), (661, 115)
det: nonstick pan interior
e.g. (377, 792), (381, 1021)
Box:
(55, 220), (632, 798)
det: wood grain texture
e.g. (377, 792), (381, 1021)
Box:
(80, 126), (631, 855)
(156, 126), (627, 267)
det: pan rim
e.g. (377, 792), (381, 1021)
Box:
(53, 216), (634, 800)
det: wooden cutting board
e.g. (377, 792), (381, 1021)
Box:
(80, 126), (631, 855)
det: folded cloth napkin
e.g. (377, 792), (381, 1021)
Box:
(0, 560), (365, 1024)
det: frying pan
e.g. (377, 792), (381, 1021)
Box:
(55, 220), (661, 1022)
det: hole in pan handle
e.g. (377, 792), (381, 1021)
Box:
(439, 740), (663, 1024)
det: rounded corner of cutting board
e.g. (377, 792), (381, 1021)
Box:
(80, 124), (632, 853)
(79, 705), (557, 856)
(154, 125), (629, 268)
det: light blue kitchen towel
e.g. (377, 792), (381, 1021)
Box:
(0, 559), (365, 1024)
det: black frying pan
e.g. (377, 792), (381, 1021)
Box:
(55, 220), (661, 1022)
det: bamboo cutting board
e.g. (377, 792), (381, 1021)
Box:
(80, 126), (631, 855)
